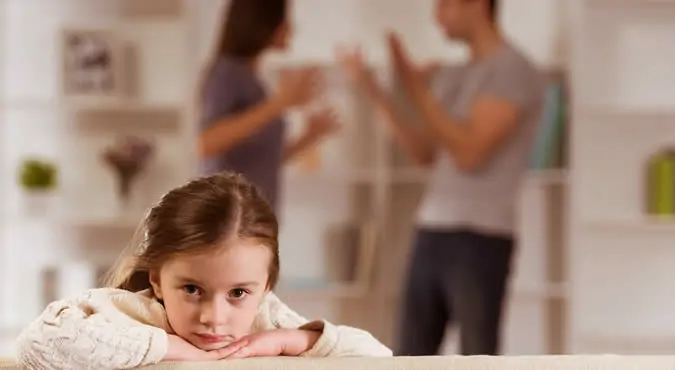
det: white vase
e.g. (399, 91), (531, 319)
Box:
(21, 190), (56, 218)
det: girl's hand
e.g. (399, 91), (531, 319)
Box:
(226, 329), (320, 359)
(163, 334), (247, 362)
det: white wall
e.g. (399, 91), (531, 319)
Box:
(195, 0), (567, 67)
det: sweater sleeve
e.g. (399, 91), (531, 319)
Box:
(260, 293), (392, 357)
(15, 292), (168, 370)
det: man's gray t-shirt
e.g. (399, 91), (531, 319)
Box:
(416, 42), (545, 236)
(200, 57), (285, 210)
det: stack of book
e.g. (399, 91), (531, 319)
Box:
(529, 81), (567, 170)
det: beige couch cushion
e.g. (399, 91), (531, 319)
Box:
(3, 356), (675, 369)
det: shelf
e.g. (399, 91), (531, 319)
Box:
(577, 104), (675, 121)
(512, 281), (568, 300)
(0, 98), (184, 115)
(391, 167), (429, 183)
(526, 169), (568, 186)
(118, 0), (184, 19)
(274, 278), (567, 301)
(6, 210), (146, 229)
(582, 215), (675, 232)
(579, 333), (675, 351)
(275, 279), (367, 299)
(390, 168), (567, 185)
(62, 214), (144, 229)
(284, 168), (379, 184)
(585, 0), (675, 11)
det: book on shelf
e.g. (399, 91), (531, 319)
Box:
(529, 80), (567, 171)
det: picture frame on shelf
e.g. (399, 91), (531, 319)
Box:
(59, 27), (126, 101)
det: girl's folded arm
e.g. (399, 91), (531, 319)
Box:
(262, 293), (393, 357)
(15, 299), (168, 370)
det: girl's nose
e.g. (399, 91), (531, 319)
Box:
(199, 299), (230, 327)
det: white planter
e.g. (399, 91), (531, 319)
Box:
(20, 190), (56, 218)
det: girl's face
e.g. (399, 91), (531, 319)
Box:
(150, 242), (272, 350)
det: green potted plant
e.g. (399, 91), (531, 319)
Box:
(18, 158), (58, 215)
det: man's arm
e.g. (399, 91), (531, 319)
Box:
(392, 41), (529, 172)
(410, 85), (521, 172)
(371, 91), (438, 166)
(335, 45), (438, 167)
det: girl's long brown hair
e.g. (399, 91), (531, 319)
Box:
(105, 172), (280, 292)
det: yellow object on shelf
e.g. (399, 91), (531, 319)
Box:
(645, 150), (675, 216)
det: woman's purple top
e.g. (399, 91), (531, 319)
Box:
(199, 57), (286, 210)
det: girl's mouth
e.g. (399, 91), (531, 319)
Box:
(195, 333), (234, 343)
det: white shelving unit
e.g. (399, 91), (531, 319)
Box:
(0, 0), (198, 355)
(568, 0), (675, 354)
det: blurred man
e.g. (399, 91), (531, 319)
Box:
(339, 0), (545, 356)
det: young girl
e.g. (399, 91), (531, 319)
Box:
(15, 172), (392, 369)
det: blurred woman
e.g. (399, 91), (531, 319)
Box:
(198, 0), (337, 210)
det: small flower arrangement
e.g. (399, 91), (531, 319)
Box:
(101, 136), (154, 205)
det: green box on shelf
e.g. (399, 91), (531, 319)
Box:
(645, 149), (675, 216)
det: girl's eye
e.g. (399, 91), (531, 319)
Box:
(229, 288), (248, 299)
(182, 285), (201, 295)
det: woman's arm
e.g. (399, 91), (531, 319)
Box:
(199, 65), (319, 159)
(16, 296), (168, 370)
(370, 91), (438, 166)
(283, 107), (340, 163)
(258, 293), (392, 357)
(199, 97), (288, 158)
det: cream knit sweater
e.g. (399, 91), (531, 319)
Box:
(15, 288), (392, 369)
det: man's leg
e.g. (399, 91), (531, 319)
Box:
(395, 229), (452, 356)
(442, 230), (514, 355)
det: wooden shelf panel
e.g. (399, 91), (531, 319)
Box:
(0, 98), (183, 115)
(582, 216), (675, 233)
(512, 281), (569, 300)
(577, 105), (675, 122)
(275, 279), (367, 299)
(579, 333), (675, 353)
(4, 209), (145, 229)
(390, 168), (568, 185)
(526, 169), (568, 186)
(118, 0), (184, 19)
(283, 168), (380, 185)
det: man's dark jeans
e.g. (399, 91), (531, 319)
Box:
(395, 228), (515, 356)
